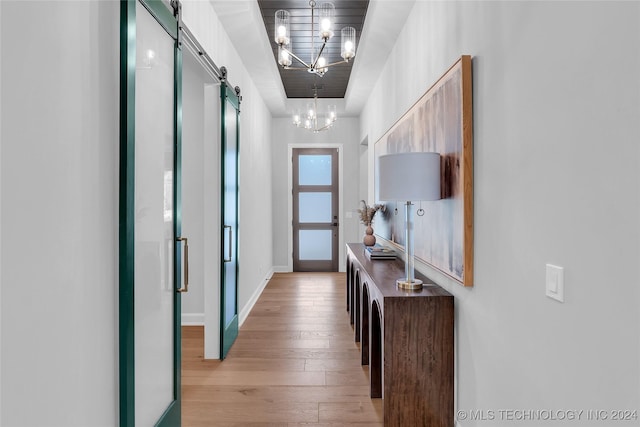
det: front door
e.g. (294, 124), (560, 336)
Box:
(220, 82), (240, 359)
(292, 148), (339, 272)
(119, 1), (184, 425)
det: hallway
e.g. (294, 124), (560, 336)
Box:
(182, 272), (383, 426)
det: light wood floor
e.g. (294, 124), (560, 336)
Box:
(182, 272), (383, 426)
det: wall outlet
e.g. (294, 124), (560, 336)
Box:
(546, 264), (564, 302)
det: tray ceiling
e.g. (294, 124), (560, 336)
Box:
(257, 0), (369, 98)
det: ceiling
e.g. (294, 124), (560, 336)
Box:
(256, 0), (369, 99)
(208, 0), (416, 117)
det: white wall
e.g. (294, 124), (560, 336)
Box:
(236, 88), (273, 321)
(271, 117), (361, 271)
(0, 1), (118, 426)
(0, 2), (3, 422)
(358, 141), (368, 240)
(181, 50), (216, 325)
(0, 1), (2, 424)
(360, 1), (640, 425)
(182, 1), (274, 332)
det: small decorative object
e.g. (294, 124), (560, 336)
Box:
(363, 225), (375, 246)
(358, 200), (383, 246)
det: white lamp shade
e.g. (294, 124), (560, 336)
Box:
(378, 152), (441, 201)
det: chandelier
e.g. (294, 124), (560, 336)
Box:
(292, 87), (337, 133)
(274, 1), (357, 77)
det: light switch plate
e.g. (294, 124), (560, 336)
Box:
(546, 264), (564, 302)
(345, 211), (353, 219)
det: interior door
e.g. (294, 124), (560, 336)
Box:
(119, 1), (184, 426)
(220, 82), (240, 359)
(293, 148), (339, 272)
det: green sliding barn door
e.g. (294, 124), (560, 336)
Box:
(220, 81), (240, 359)
(119, 1), (184, 426)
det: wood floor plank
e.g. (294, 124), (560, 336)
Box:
(304, 358), (364, 372)
(325, 369), (370, 386)
(318, 401), (384, 423)
(227, 348), (361, 360)
(182, 385), (372, 403)
(229, 338), (331, 350)
(182, 272), (383, 426)
(183, 371), (326, 386)
(184, 401), (318, 423)
(288, 424), (383, 427)
(205, 358), (307, 372)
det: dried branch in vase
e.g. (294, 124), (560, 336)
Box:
(357, 200), (384, 226)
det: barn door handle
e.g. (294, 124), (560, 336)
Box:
(224, 225), (232, 262)
(176, 237), (189, 293)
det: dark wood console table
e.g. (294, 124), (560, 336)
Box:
(346, 243), (454, 427)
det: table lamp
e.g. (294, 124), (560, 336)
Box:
(378, 152), (441, 289)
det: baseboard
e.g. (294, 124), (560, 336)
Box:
(181, 312), (204, 326)
(184, 268), (275, 327)
(272, 265), (290, 273)
(238, 267), (274, 327)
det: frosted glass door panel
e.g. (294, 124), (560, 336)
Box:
(299, 155), (332, 185)
(299, 230), (333, 260)
(134, 3), (174, 426)
(299, 192), (332, 223)
(223, 98), (237, 328)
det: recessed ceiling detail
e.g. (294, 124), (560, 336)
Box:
(258, 0), (369, 99)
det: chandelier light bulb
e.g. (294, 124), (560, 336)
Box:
(344, 40), (353, 53)
(292, 110), (301, 126)
(341, 27), (356, 60)
(274, 10), (290, 45)
(306, 100), (316, 119)
(318, 3), (335, 39)
(317, 56), (326, 69)
(278, 45), (292, 67)
(327, 105), (337, 123)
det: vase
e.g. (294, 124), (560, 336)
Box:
(363, 225), (376, 246)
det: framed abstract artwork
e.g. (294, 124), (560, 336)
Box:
(374, 55), (474, 286)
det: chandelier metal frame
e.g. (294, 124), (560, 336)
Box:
(274, 0), (357, 77)
(292, 86), (337, 133)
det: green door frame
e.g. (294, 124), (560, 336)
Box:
(220, 79), (241, 359)
(119, 1), (183, 426)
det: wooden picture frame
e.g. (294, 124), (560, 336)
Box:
(374, 55), (473, 286)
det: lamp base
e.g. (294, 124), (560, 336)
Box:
(396, 278), (423, 290)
